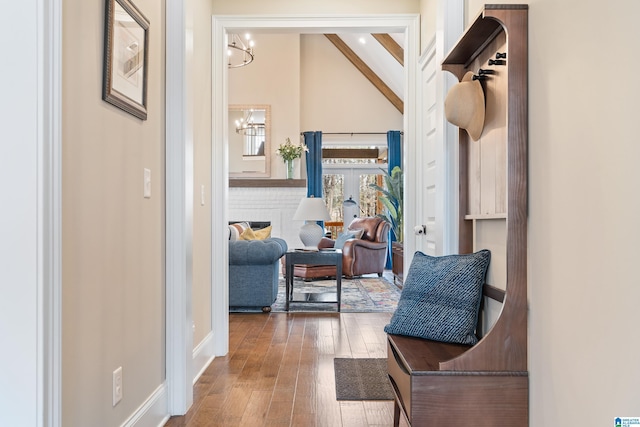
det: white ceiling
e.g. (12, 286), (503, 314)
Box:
(337, 33), (405, 101)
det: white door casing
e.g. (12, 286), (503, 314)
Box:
(415, 0), (463, 258)
(209, 10), (420, 378)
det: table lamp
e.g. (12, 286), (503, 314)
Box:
(293, 196), (331, 249)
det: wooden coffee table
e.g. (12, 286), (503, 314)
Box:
(285, 249), (342, 311)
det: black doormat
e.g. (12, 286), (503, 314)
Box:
(334, 358), (394, 400)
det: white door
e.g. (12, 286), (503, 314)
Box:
(323, 165), (386, 229)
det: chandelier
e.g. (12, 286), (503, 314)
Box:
(235, 109), (262, 135)
(227, 33), (255, 68)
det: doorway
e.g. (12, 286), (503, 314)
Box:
(163, 13), (420, 414)
(209, 13), (419, 355)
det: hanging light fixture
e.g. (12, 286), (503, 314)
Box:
(234, 109), (264, 135)
(343, 195), (366, 217)
(227, 33), (255, 68)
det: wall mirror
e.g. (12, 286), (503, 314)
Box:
(229, 104), (271, 178)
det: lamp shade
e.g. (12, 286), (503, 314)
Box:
(293, 197), (331, 222)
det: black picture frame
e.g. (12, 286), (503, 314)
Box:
(103, 0), (149, 120)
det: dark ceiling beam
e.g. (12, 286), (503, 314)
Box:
(372, 33), (404, 66)
(324, 34), (404, 114)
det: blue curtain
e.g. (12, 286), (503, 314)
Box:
(386, 130), (402, 268)
(387, 130), (401, 174)
(303, 131), (323, 197)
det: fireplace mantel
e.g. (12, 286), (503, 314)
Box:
(229, 179), (306, 188)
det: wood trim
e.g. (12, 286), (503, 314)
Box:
(464, 213), (507, 220)
(483, 283), (506, 303)
(322, 148), (379, 159)
(372, 33), (404, 66)
(324, 34), (404, 114)
(324, 221), (344, 227)
(228, 179), (306, 188)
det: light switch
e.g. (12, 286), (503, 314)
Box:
(144, 168), (151, 198)
(200, 184), (205, 206)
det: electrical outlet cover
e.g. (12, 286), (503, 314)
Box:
(113, 366), (123, 406)
(144, 168), (151, 198)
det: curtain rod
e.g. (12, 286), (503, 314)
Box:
(299, 132), (403, 136)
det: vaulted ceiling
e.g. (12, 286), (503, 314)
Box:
(328, 33), (405, 113)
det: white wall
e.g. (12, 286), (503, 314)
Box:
(61, 0), (167, 425)
(228, 32), (405, 180)
(300, 34), (403, 132)
(229, 33), (302, 179)
(420, 0), (437, 52)
(229, 186), (307, 248)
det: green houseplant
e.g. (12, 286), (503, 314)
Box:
(369, 166), (403, 242)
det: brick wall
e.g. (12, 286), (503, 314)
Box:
(229, 186), (307, 249)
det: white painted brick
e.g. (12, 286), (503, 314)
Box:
(229, 187), (307, 248)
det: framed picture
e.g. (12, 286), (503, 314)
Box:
(103, 0), (149, 120)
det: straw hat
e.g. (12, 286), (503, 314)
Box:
(444, 71), (485, 141)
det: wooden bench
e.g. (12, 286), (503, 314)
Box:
(387, 5), (529, 426)
(387, 284), (528, 426)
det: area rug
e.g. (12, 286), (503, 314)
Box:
(271, 276), (400, 313)
(334, 358), (394, 400)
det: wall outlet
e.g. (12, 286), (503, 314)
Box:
(113, 366), (123, 406)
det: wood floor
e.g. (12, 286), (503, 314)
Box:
(164, 312), (409, 427)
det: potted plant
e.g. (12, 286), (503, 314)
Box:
(369, 166), (403, 242)
(370, 166), (404, 285)
(276, 137), (308, 179)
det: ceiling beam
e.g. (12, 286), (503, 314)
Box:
(325, 34), (404, 114)
(372, 33), (404, 66)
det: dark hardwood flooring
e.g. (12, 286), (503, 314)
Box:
(164, 312), (409, 427)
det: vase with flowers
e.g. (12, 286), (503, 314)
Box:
(276, 137), (308, 179)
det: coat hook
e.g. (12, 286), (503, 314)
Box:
(472, 74), (487, 81)
(478, 68), (495, 75)
(496, 52), (507, 59)
(488, 59), (506, 66)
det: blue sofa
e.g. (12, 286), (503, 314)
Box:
(229, 237), (287, 312)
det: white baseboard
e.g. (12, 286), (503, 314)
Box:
(121, 383), (169, 427)
(192, 331), (215, 383)
(121, 333), (215, 427)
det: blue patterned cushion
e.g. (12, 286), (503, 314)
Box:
(334, 231), (356, 249)
(384, 250), (491, 345)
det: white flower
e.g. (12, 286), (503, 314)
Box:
(276, 137), (308, 161)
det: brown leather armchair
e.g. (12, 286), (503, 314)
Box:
(292, 217), (391, 279)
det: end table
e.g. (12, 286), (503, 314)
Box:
(285, 249), (342, 311)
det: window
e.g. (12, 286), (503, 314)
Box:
(322, 146), (386, 227)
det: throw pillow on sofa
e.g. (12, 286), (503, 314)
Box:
(334, 229), (364, 249)
(229, 222), (250, 241)
(240, 225), (272, 240)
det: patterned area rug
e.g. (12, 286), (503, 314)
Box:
(271, 276), (401, 312)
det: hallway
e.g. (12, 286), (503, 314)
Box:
(165, 312), (408, 426)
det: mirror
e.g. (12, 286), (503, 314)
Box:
(229, 104), (271, 177)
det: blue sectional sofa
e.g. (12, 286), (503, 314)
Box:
(228, 237), (287, 312)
